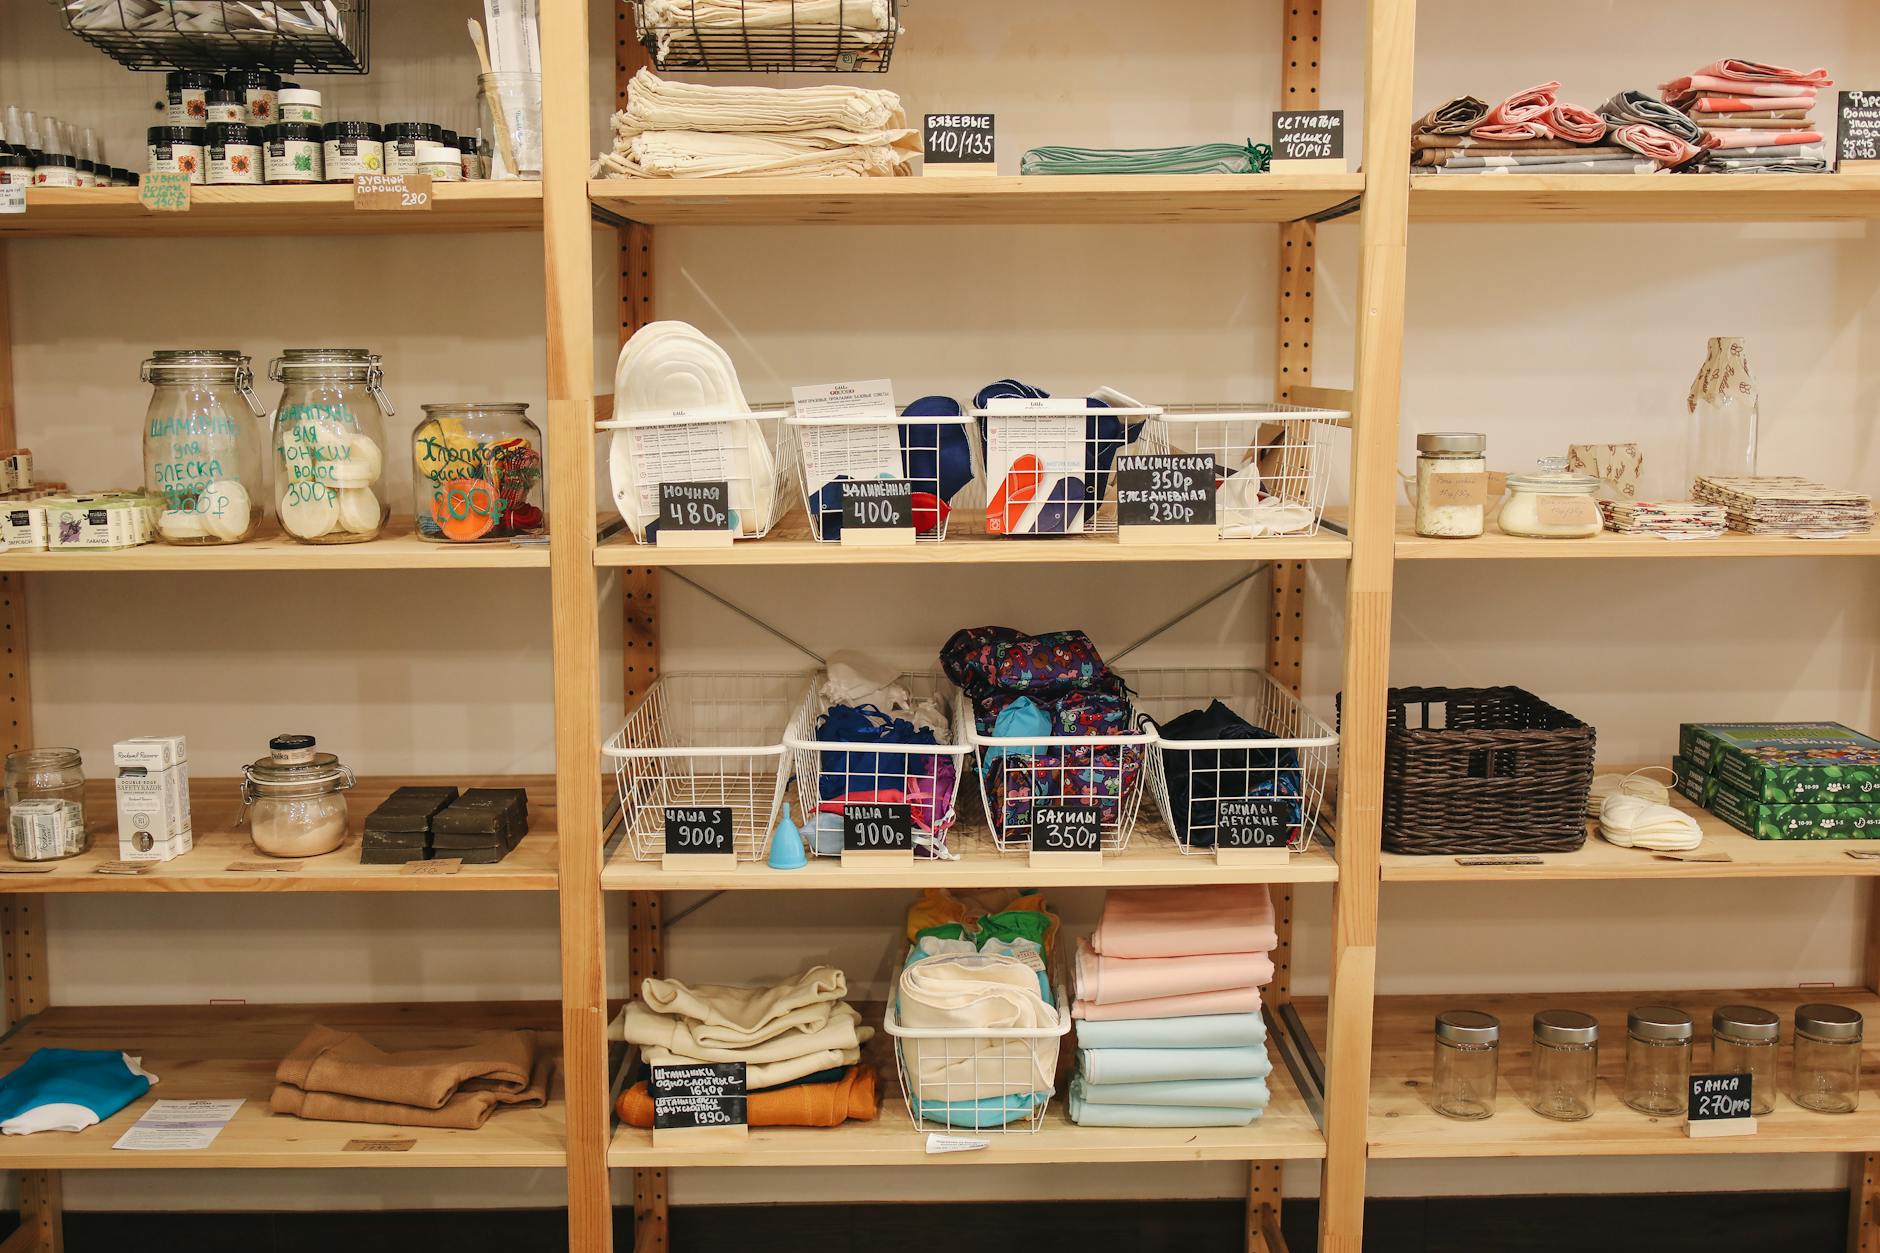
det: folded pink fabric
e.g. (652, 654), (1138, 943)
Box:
(1089, 884), (1276, 959)
(1700, 129), (1822, 150)
(1611, 123), (1700, 166)
(1481, 81), (1560, 127)
(1690, 96), (1819, 113)
(1670, 77), (1821, 100)
(1074, 984), (1262, 1022)
(1074, 938), (1274, 1006)
(1691, 59), (1832, 87)
(1545, 103), (1606, 144)
(1469, 121), (1554, 142)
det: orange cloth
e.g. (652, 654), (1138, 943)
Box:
(617, 1064), (878, 1128)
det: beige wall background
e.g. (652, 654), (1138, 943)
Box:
(4, 0), (1878, 1216)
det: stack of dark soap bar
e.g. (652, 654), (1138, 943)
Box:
(361, 786), (459, 864)
(430, 788), (531, 864)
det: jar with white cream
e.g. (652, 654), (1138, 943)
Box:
(1499, 470), (1603, 539)
(1414, 432), (1488, 538)
(241, 734), (355, 858)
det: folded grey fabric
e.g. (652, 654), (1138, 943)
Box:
(1701, 156), (1830, 173)
(1436, 150), (1645, 169)
(1701, 142), (1824, 159)
(1412, 95), (1490, 136)
(1428, 160), (1660, 175)
(1598, 89), (1704, 143)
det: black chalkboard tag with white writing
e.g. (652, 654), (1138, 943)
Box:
(1838, 91), (1880, 168)
(1029, 803), (1102, 867)
(650, 1062), (748, 1143)
(662, 805), (736, 868)
(842, 801), (915, 867)
(655, 480), (732, 549)
(1116, 454), (1218, 545)
(1686, 1073), (1756, 1138)
(923, 113), (996, 176)
(1215, 796), (1294, 866)
(840, 479), (916, 548)
(1271, 110), (1347, 172)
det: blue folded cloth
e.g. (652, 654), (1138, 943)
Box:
(1069, 1077), (1262, 1127)
(0, 1048), (155, 1135)
(1078, 1043), (1270, 1085)
(1073, 1012), (1267, 1050)
(915, 1089), (1045, 1129)
(1072, 1074), (1269, 1110)
(901, 396), (976, 504)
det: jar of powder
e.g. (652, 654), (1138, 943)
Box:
(242, 734), (355, 858)
(277, 86), (323, 125)
(148, 126), (205, 184)
(322, 121), (383, 183)
(164, 70), (216, 125)
(205, 124), (262, 185)
(1499, 470), (1603, 540)
(224, 69), (281, 125)
(1414, 432), (1487, 538)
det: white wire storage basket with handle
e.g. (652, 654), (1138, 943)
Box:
(783, 672), (971, 858)
(785, 409), (985, 543)
(603, 407), (797, 544)
(960, 690), (1154, 855)
(604, 672), (806, 862)
(886, 964), (1071, 1134)
(975, 392), (1162, 538)
(1133, 402), (1347, 539)
(1133, 667), (1338, 855)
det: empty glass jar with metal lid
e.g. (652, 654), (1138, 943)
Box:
(241, 734), (355, 858)
(1432, 1010), (1500, 1120)
(142, 350), (266, 545)
(5, 748), (87, 862)
(1530, 1009), (1599, 1121)
(411, 403), (546, 543)
(269, 349), (391, 544)
(1623, 1005), (1693, 1116)
(1793, 1003), (1863, 1114)
(1711, 1005), (1779, 1116)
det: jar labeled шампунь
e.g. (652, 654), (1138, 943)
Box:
(412, 403), (546, 542)
(1711, 1005), (1779, 1116)
(6, 748), (88, 861)
(1793, 1003), (1863, 1114)
(1531, 1009), (1599, 1121)
(242, 734), (355, 858)
(270, 349), (391, 544)
(1432, 1010), (1499, 1120)
(141, 350), (265, 545)
(1499, 470), (1604, 539)
(1623, 1005), (1693, 1116)
(1415, 432), (1488, 538)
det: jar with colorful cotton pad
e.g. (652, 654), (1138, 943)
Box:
(411, 403), (545, 542)
(268, 349), (391, 545)
(140, 350), (265, 545)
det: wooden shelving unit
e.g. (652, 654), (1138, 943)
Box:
(1408, 173), (1880, 224)
(0, 183), (545, 238)
(0, 518), (551, 572)
(1391, 511), (1880, 560)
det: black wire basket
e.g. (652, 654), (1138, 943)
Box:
(631, 0), (900, 73)
(48, 0), (370, 73)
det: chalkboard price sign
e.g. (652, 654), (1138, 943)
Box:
(841, 479), (914, 532)
(924, 114), (996, 172)
(1218, 798), (1291, 851)
(1116, 455), (1217, 528)
(664, 806), (734, 858)
(1033, 804), (1101, 855)
(1839, 91), (1880, 166)
(844, 802), (913, 854)
(1687, 1073), (1756, 1138)
(651, 1062), (748, 1133)
(1271, 110), (1346, 168)
(659, 481), (729, 532)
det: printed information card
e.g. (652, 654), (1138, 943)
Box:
(113, 1098), (243, 1151)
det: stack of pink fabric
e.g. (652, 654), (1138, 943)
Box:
(1412, 81), (1661, 175)
(1073, 884), (1276, 1021)
(1661, 59), (1833, 173)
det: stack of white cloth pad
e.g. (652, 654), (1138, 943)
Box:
(594, 69), (918, 178)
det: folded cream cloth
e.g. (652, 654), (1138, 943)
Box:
(271, 1026), (551, 1130)
(618, 67), (905, 135)
(639, 964), (849, 1047)
(1074, 937), (1274, 1006)
(1090, 884), (1278, 959)
(1598, 793), (1703, 852)
(897, 953), (1062, 1100)
(608, 128), (918, 179)
(1074, 984), (1262, 1022)
(642, 0), (892, 58)
(624, 999), (868, 1068)
(641, 1044), (863, 1090)
(609, 321), (777, 540)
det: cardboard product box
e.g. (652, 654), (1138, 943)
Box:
(113, 736), (191, 861)
(1708, 782), (1880, 841)
(1679, 722), (1880, 802)
(1672, 757), (1721, 808)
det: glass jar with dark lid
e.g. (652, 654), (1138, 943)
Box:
(1623, 1005), (1693, 1117)
(1432, 1010), (1500, 1120)
(1794, 1003), (1863, 1114)
(241, 734), (355, 858)
(164, 69), (215, 124)
(32, 152), (76, 187)
(204, 88), (245, 125)
(383, 122), (442, 174)
(1711, 1005), (1779, 1115)
(1531, 1010), (1599, 1121)
(0, 150), (30, 186)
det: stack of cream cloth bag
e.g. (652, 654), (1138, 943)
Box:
(639, 0), (896, 64)
(610, 965), (873, 1087)
(896, 952), (1062, 1101)
(594, 68), (918, 178)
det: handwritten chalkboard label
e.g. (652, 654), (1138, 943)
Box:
(659, 481), (729, 532)
(1032, 804), (1101, 855)
(651, 1062), (747, 1132)
(841, 479), (914, 531)
(1687, 1073), (1755, 1137)
(1116, 455), (1217, 528)
(1272, 111), (1346, 166)
(664, 806), (734, 857)
(923, 114), (996, 171)
(1218, 798), (1290, 851)
(843, 802), (912, 854)
(1839, 91), (1880, 166)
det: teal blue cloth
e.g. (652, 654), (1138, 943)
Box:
(1072, 1074), (1269, 1110)
(1078, 1044), (1269, 1085)
(1074, 1012), (1266, 1050)
(0, 1048), (152, 1133)
(915, 1089), (1043, 1129)
(985, 697), (1051, 763)
(1069, 1079), (1261, 1128)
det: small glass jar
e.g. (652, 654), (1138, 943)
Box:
(5, 748), (88, 861)
(204, 123), (262, 186)
(0, 151), (31, 186)
(459, 135), (484, 180)
(74, 159), (100, 188)
(147, 126), (205, 184)
(165, 70), (216, 125)
(1711, 1005), (1779, 1116)
(1793, 1003), (1863, 1114)
(33, 153), (77, 188)
(241, 735), (355, 858)
(270, 349), (392, 545)
(383, 122), (442, 176)
(224, 69), (281, 126)
(1623, 1005), (1693, 1116)
(412, 403), (547, 542)
(277, 86), (323, 125)
(1432, 1010), (1500, 1120)
(322, 121), (384, 182)
(416, 141), (462, 182)
(1499, 470), (1603, 539)
(1530, 1009), (1599, 1121)
(1414, 432), (1487, 538)
(204, 89), (246, 126)
(263, 123), (325, 184)
(141, 350), (266, 545)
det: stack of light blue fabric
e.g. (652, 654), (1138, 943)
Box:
(1068, 1011), (1271, 1128)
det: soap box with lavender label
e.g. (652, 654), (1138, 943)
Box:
(1679, 722), (1880, 803)
(1707, 783), (1880, 841)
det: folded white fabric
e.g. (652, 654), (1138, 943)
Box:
(632, 964), (851, 1048)
(819, 651), (948, 736)
(624, 1002), (870, 1064)
(642, 0), (893, 60)
(618, 68), (904, 135)
(1598, 793), (1703, 852)
(609, 128), (918, 179)
(897, 953), (1062, 1099)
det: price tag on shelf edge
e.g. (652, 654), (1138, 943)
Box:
(1116, 454), (1217, 538)
(0, 183), (25, 216)
(658, 481), (730, 533)
(353, 171), (433, 211)
(1838, 91), (1880, 168)
(651, 1062), (748, 1137)
(138, 171), (191, 213)
(843, 801), (913, 855)
(840, 479), (914, 535)
(1032, 804), (1101, 856)
(922, 113), (996, 175)
(1270, 110), (1346, 171)
(664, 806), (734, 858)
(1687, 1073), (1755, 1138)
(1217, 798), (1291, 852)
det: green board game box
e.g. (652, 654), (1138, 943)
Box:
(1678, 722), (1880, 803)
(1707, 782), (1880, 841)
(1671, 757), (1720, 808)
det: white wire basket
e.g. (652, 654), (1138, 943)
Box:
(960, 690), (1153, 855)
(785, 409), (985, 543)
(1133, 403), (1345, 539)
(783, 672), (970, 858)
(603, 408), (797, 544)
(1135, 668), (1338, 855)
(886, 969), (1071, 1133)
(604, 672), (806, 862)
(975, 394), (1162, 538)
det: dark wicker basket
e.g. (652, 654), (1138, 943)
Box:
(1360, 686), (1596, 855)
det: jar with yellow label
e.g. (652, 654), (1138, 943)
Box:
(411, 403), (546, 543)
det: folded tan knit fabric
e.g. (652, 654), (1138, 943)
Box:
(271, 1026), (551, 1129)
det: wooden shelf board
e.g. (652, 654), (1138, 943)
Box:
(0, 1002), (564, 1168)
(1, 183), (545, 238)
(608, 1005), (1324, 1166)
(1409, 174), (1880, 224)
(6, 776), (556, 892)
(589, 174), (1363, 226)
(0, 517), (550, 571)
(1381, 766), (1880, 882)
(1296, 987), (1880, 1158)
(1392, 510), (1880, 560)
(595, 507), (1350, 567)
(603, 814), (1337, 890)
